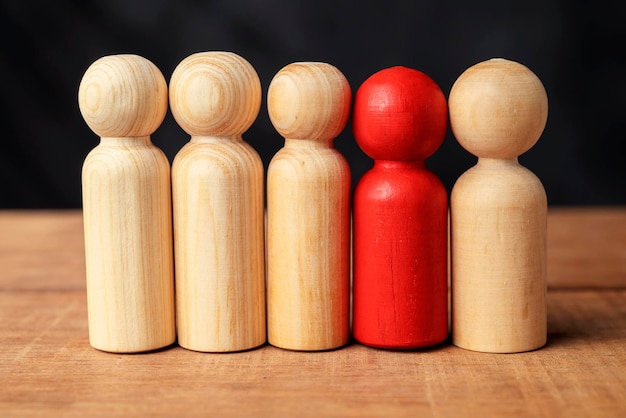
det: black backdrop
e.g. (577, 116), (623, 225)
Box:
(1, 0), (624, 208)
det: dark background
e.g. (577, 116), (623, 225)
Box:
(1, 0), (624, 208)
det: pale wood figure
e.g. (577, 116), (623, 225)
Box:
(78, 54), (175, 353)
(267, 62), (351, 351)
(449, 58), (549, 353)
(170, 51), (266, 352)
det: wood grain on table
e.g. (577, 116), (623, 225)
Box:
(1, 208), (625, 417)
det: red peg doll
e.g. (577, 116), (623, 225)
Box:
(352, 66), (449, 349)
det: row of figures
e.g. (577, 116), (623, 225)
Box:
(78, 52), (548, 354)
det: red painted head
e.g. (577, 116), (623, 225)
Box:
(352, 66), (448, 161)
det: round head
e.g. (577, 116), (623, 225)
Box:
(267, 62), (351, 141)
(352, 66), (448, 161)
(448, 58), (548, 159)
(169, 52), (261, 137)
(78, 54), (168, 137)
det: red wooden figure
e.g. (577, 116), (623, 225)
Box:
(352, 66), (449, 349)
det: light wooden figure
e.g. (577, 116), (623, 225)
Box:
(78, 54), (175, 353)
(449, 58), (549, 353)
(267, 62), (351, 351)
(169, 51), (266, 352)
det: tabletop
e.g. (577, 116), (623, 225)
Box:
(1, 207), (625, 417)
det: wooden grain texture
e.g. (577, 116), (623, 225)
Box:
(170, 52), (266, 352)
(0, 209), (625, 417)
(451, 159), (548, 353)
(449, 58), (549, 353)
(0, 211), (85, 291)
(78, 54), (175, 353)
(266, 62), (351, 351)
(547, 207), (626, 288)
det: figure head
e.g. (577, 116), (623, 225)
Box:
(448, 58), (548, 159)
(78, 54), (168, 137)
(352, 66), (448, 161)
(169, 51), (262, 137)
(267, 62), (351, 142)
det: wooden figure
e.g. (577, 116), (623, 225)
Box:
(352, 66), (449, 349)
(449, 58), (549, 353)
(266, 62), (351, 351)
(78, 54), (175, 353)
(169, 51), (266, 352)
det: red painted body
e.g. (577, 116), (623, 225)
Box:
(352, 66), (449, 348)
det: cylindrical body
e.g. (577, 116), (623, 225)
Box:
(353, 161), (448, 348)
(82, 137), (175, 353)
(451, 158), (547, 353)
(172, 136), (266, 352)
(350, 65), (449, 349)
(267, 139), (351, 351)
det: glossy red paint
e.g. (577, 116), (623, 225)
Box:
(352, 66), (449, 349)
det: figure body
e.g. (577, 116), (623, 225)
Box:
(169, 52), (266, 352)
(449, 58), (549, 353)
(78, 54), (175, 353)
(352, 66), (449, 349)
(267, 62), (351, 351)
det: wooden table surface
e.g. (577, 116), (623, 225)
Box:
(1, 208), (625, 417)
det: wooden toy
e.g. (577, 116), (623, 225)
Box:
(449, 58), (549, 353)
(266, 62), (351, 351)
(351, 66), (449, 349)
(78, 54), (175, 353)
(169, 51), (266, 352)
